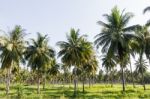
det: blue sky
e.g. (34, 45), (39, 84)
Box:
(0, 0), (149, 47)
(0, 0), (150, 69)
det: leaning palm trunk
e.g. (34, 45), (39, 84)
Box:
(6, 68), (11, 95)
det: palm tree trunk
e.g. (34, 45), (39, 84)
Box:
(141, 66), (146, 90)
(92, 74), (94, 86)
(111, 70), (114, 87)
(74, 78), (77, 96)
(141, 71), (146, 90)
(69, 76), (71, 87)
(77, 78), (78, 90)
(63, 74), (66, 87)
(140, 52), (146, 90)
(6, 68), (11, 95)
(89, 76), (91, 88)
(129, 56), (135, 88)
(73, 67), (77, 96)
(106, 70), (109, 85)
(121, 66), (125, 92)
(111, 77), (113, 87)
(82, 76), (85, 93)
(37, 73), (40, 94)
(43, 76), (46, 90)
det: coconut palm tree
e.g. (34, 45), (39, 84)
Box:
(135, 58), (148, 75)
(94, 6), (139, 91)
(133, 7), (150, 89)
(134, 22), (150, 90)
(57, 28), (93, 96)
(127, 39), (140, 88)
(61, 64), (71, 86)
(0, 25), (26, 95)
(25, 33), (55, 94)
(101, 54), (116, 86)
(82, 55), (98, 93)
(48, 61), (60, 86)
(135, 58), (148, 87)
(42, 51), (55, 89)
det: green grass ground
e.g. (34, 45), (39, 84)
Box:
(0, 84), (150, 99)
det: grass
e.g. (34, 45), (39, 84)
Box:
(0, 83), (150, 99)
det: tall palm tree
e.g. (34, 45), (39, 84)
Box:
(0, 25), (26, 95)
(57, 28), (93, 96)
(25, 33), (55, 94)
(128, 40), (138, 88)
(135, 7), (150, 89)
(134, 22), (150, 90)
(94, 6), (139, 91)
(135, 6), (150, 90)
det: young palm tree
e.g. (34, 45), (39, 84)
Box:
(25, 33), (55, 94)
(135, 58), (148, 87)
(57, 28), (93, 96)
(0, 25), (26, 95)
(94, 6), (139, 91)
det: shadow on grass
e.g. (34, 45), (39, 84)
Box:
(1, 84), (150, 99)
(101, 90), (119, 94)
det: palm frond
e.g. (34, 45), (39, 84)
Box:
(143, 6), (150, 14)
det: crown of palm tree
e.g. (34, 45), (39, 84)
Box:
(57, 28), (93, 67)
(143, 6), (150, 14)
(94, 6), (139, 61)
(101, 54), (116, 71)
(25, 33), (55, 71)
(0, 25), (26, 69)
(135, 58), (148, 74)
